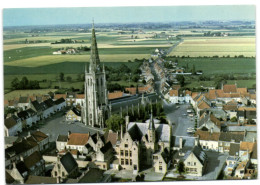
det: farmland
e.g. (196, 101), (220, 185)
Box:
(3, 22), (256, 97)
(168, 36), (255, 57)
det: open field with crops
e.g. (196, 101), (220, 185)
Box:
(4, 89), (57, 100)
(168, 36), (255, 57)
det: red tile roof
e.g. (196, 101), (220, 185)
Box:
(54, 94), (67, 99)
(198, 100), (210, 110)
(194, 130), (220, 141)
(169, 90), (178, 97)
(223, 84), (237, 93)
(108, 91), (123, 100)
(67, 133), (89, 146)
(76, 94), (85, 99)
(125, 86), (149, 95)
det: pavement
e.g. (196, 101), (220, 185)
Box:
(163, 101), (195, 136)
(20, 109), (104, 142)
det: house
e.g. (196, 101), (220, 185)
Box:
(75, 94), (85, 106)
(237, 107), (256, 124)
(29, 100), (43, 120)
(56, 135), (68, 151)
(218, 132), (244, 153)
(67, 132), (90, 154)
(5, 136), (19, 149)
(6, 162), (28, 184)
(66, 92), (77, 106)
(234, 160), (249, 179)
(5, 170), (17, 184)
(223, 104), (238, 120)
(51, 153), (78, 183)
(4, 115), (23, 137)
(17, 109), (38, 128)
(17, 96), (31, 110)
(53, 94), (66, 101)
(183, 145), (208, 177)
(194, 130), (220, 151)
(153, 148), (171, 174)
(239, 141), (255, 161)
(88, 132), (105, 152)
(42, 98), (55, 118)
(225, 156), (239, 176)
(250, 142), (257, 168)
(96, 142), (114, 170)
(66, 107), (82, 122)
(22, 151), (45, 176)
(104, 130), (118, 148)
(30, 130), (49, 152)
(77, 168), (111, 183)
(168, 89), (178, 104)
(54, 97), (66, 112)
(198, 112), (222, 133)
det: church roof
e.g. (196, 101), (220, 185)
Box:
(127, 122), (170, 142)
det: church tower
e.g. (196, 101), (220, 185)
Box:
(148, 109), (156, 143)
(83, 22), (108, 127)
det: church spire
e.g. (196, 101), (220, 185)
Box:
(90, 20), (100, 72)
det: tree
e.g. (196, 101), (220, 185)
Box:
(136, 84), (139, 95)
(105, 114), (125, 132)
(176, 161), (185, 175)
(11, 77), (20, 90)
(142, 79), (146, 85)
(59, 72), (65, 81)
(20, 76), (29, 89)
(132, 75), (140, 82)
(176, 75), (185, 87)
(192, 64), (196, 75)
(230, 117), (237, 122)
(66, 76), (72, 82)
(77, 74), (82, 81)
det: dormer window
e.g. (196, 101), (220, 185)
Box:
(125, 144), (128, 148)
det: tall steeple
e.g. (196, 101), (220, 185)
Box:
(90, 20), (100, 72)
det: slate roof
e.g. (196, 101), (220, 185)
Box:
(25, 175), (57, 184)
(67, 133), (89, 146)
(5, 115), (20, 129)
(24, 151), (42, 169)
(228, 126), (257, 132)
(5, 171), (15, 184)
(128, 122), (170, 142)
(19, 96), (30, 103)
(26, 108), (37, 116)
(31, 130), (48, 142)
(100, 142), (113, 154)
(104, 131), (118, 146)
(43, 98), (55, 108)
(128, 124), (143, 141)
(251, 142), (257, 159)
(219, 132), (244, 142)
(185, 145), (207, 165)
(57, 135), (68, 142)
(31, 100), (42, 112)
(54, 97), (65, 105)
(90, 132), (105, 144)
(5, 136), (19, 146)
(60, 152), (78, 174)
(229, 143), (240, 156)
(5, 139), (37, 158)
(173, 136), (195, 148)
(78, 168), (104, 183)
(72, 107), (81, 116)
(17, 110), (29, 120)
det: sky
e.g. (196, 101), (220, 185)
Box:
(3, 5), (255, 27)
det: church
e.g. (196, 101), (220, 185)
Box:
(82, 22), (108, 128)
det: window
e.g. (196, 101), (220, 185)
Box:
(55, 171), (57, 176)
(159, 166), (162, 171)
(130, 151), (132, 157)
(125, 144), (128, 148)
(187, 162), (190, 166)
(126, 159), (129, 165)
(62, 172), (65, 177)
(159, 161), (162, 165)
(120, 150), (124, 155)
(130, 159), (132, 165)
(153, 156), (158, 160)
(125, 150), (128, 156)
(121, 159), (124, 165)
(194, 162), (196, 166)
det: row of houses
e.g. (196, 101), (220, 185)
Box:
(4, 97), (66, 137)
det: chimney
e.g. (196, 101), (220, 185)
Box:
(28, 131), (31, 137)
(20, 155), (24, 162)
(210, 128), (213, 134)
(179, 137), (183, 149)
(12, 162), (16, 169)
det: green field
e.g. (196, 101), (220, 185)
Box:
(171, 57), (256, 75)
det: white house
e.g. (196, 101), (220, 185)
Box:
(4, 115), (23, 137)
(194, 130), (220, 152)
